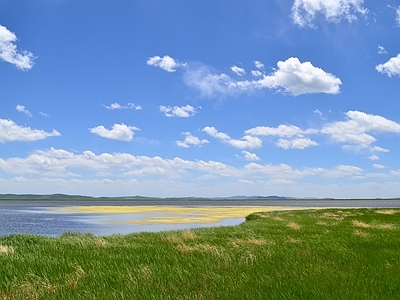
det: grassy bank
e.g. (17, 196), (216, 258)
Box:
(1, 208), (399, 299)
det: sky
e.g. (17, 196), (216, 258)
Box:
(1, 0), (400, 198)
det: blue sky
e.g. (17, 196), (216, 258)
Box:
(1, 0), (400, 198)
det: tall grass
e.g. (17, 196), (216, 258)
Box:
(1, 208), (399, 299)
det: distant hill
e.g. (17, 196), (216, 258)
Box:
(1, 194), (398, 201)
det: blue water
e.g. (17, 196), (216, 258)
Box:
(0, 205), (244, 237)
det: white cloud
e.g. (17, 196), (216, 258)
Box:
(0, 148), (231, 178)
(0, 25), (35, 70)
(276, 138), (318, 150)
(184, 57), (341, 97)
(231, 65), (246, 76)
(147, 55), (186, 72)
(245, 124), (318, 150)
(245, 124), (315, 137)
(378, 45), (387, 55)
(159, 105), (198, 118)
(323, 165), (363, 178)
(89, 123), (139, 141)
(245, 162), (323, 179)
(255, 57), (342, 96)
(203, 126), (262, 149)
(242, 151), (260, 161)
(254, 61), (264, 69)
(251, 70), (263, 77)
(372, 146), (390, 153)
(1, 148), (400, 198)
(376, 54), (400, 77)
(321, 111), (400, 148)
(176, 132), (209, 148)
(103, 102), (142, 110)
(0, 119), (60, 143)
(373, 164), (385, 169)
(16, 105), (32, 117)
(396, 6), (400, 26)
(183, 65), (241, 98)
(291, 0), (368, 28)
(368, 155), (379, 161)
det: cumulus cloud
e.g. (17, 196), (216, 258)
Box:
(376, 54), (400, 77)
(16, 105), (32, 117)
(255, 57), (342, 96)
(203, 126), (262, 149)
(159, 105), (198, 117)
(0, 119), (60, 143)
(368, 155), (379, 161)
(245, 124), (316, 137)
(147, 55), (186, 72)
(103, 102), (142, 110)
(184, 57), (341, 97)
(242, 151), (260, 161)
(323, 164), (363, 178)
(89, 123), (139, 141)
(276, 137), (318, 150)
(373, 164), (385, 169)
(176, 132), (209, 148)
(321, 111), (400, 148)
(231, 65), (246, 76)
(372, 146), (389, 153)
(291, 0), (368, 28)
(0, 148), (231, 178)
(245, 124), (318, 150)
(0, 25), (35, 70)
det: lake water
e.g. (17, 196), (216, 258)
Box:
(0, 203), (244, 237)
(2, 199), (399, 237)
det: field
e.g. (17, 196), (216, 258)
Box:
(1, 208), (399, 299)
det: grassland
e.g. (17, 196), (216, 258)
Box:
(1, 208), (399, 299)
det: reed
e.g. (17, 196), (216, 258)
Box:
(1, 208), (399, 299)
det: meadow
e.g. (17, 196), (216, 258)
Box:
(0, 208), (399, 299)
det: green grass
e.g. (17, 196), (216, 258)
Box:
(1, 208), (399, 299)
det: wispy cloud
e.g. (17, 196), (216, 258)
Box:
(378, 45), (387, 54)
(89, 123), (139, 141)
(16, 105), (32, 117)
(103, 102), (142, 110)
(0, 25), (35, 70)
(0, 119), (60, 143)
(159, 105), (198, 117)
(176, 132), (209, 148)
(291, 0), (368, 28)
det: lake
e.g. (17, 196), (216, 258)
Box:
(1, 199), (400, 236)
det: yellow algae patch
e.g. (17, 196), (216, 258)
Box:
(56, 205), (296, 225)
(0, 245), (14, 255)
(375, 209), (398, 215)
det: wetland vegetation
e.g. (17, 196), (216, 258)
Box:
(1, 208), (399, 299)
